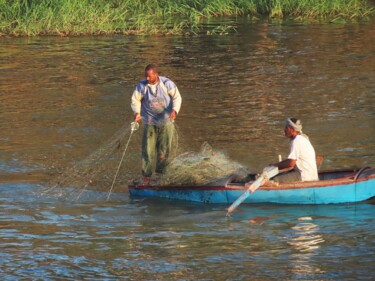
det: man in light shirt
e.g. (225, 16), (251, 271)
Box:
(131, 64), (182, 184)
(271, 118), (319, 183)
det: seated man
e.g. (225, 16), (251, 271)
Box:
(270, 118), (319, 183)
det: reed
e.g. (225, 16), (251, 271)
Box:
(0, 0), (374, 36)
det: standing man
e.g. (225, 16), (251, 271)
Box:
(131, 64), (182, 184)
(270, 118), (318, 183)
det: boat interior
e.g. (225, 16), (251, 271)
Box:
(227, 166), (374, 185)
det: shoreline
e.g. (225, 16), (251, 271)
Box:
(1, 0), (374, 37)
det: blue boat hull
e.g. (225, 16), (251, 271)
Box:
(129, 167), (375, 204)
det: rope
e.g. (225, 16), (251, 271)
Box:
(106, 122), (138, 200)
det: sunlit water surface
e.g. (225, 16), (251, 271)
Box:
(1, 184), (375, 280)
(1, 19), (375, 280)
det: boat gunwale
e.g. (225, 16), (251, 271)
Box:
(128, 167), (375, 192)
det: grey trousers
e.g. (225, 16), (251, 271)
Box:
(142, 122), (174, 177)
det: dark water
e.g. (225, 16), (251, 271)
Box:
(1, 19), (375, 280)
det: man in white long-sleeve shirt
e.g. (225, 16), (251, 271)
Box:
(271, 118), (319, 183)
(131, 64), (182, 184)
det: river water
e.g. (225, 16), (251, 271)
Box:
(1, 19), (375, 280)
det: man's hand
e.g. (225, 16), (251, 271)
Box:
(134, 113), (142, 123)
(170, 110), (177, 121)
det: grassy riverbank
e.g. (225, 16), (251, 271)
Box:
(1, 0), (374, 36)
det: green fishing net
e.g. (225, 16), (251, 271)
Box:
(160, 142), (248, 186)
(41, 123), (140, 199)
(41, 122), (247, 200)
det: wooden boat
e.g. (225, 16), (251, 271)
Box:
(128, 166), (375, 204)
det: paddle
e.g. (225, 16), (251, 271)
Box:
(226, 166), (279, 215)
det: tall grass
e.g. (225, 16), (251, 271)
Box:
(0, 0), (374, 36)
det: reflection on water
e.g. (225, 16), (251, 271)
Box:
(288, 218), (325, 252)
(1, 184), (375, 280)
(0, 19), (375, 280)
(288, 217), (326, 278)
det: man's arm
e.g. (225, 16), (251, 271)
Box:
(167, 84), (181, 121)
(131, 87), (142, 122)
(169, 86), (182, 114)
(271, 158), (296, 170)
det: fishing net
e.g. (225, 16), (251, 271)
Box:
(40, 122), (143, 200)
(159, 142), (248, 186)
(40, 122), (247, 200)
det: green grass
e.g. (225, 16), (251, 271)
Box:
(0, 0), (374, 36)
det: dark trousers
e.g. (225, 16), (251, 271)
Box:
(272, 169), (302, 183)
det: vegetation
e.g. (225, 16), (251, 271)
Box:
(0, 0), (374, 36)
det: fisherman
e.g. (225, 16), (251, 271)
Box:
(131, 64), (182, 185)
(270, 118), (318, 183)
